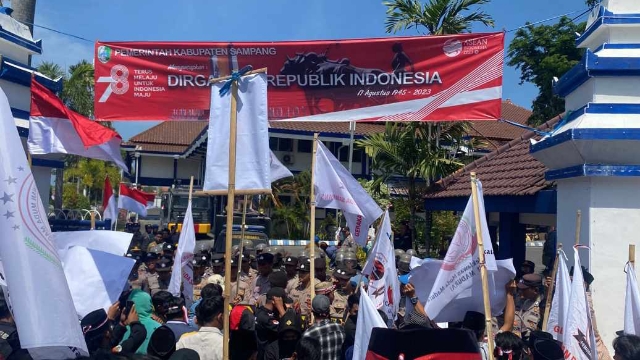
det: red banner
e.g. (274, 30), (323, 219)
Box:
(94, 33), (504, 122)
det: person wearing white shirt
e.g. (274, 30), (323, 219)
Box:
(176, 295), (224, 360)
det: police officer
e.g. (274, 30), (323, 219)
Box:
(155, 257), (173, 295)
(126, 250), (145, 290)
(268, 246), (285, 271)
(342, 251), (359, 273)
(255, 243), (267, 256)
(289, 257), (314, 321)
(508, 273), (544, 338)
(394, 249), (405, 265)
(162, 242), (175, 260)
(249, 252), (275, 306)
(331, 268), (354, 321)
(143, 249), (161, 295)
(192, 252), (210, 302)
(397, 253), (412, 275)
(284, 256), (299, 296)
(241, 249), (258, 282)
(405, 249), (416, 258)
(205, 253), (224, 278)
(229, 255), (252, 304)
(521, 260), (536, 276)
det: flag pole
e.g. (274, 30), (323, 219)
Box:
(542, 244), (562, 330)
(470, 172), (495, 360)
(90, 207), (96, 230)
(630, 244), (636, 269)
(575, 210), (581, 246)
(236, 195), (249, 289)
(222, 77), (239, 360)
(357, 210), (388, 294)
(309, 133), (319, 316)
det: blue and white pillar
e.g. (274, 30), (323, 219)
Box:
(531, 0), (640, 349)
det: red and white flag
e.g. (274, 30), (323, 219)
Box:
(546, 249), (571, 340)
(363, 210), (400, 324)
(314, 140), (383, 246)
(27, 78), (128, 172)
(118, 184), (153, 216)
(562, 246), (597, 360)
(102, 176), (117, 229)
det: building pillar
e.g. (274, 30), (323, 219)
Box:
(498, 213), (526, 271)
(530, 0), (640, 349)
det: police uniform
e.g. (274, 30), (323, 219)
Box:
(229, 256), (252, 302)
(289, 259), (314, 319)
(192, 253), (211, 302)
(249, 253), (275, 306)
(284, 256), (300, 296)
(511, 274), (543, 338)
(152, 258), (173, 296)
(204, 254), (225, 278)
(331, 268), (352, 321)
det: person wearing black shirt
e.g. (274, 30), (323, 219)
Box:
(263, 310), (303, 360)
(255, 287), (287, 360)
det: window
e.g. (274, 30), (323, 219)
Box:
(298, 139), (312, 153)
(269, 137), (294, 152)
(338, 147), (363, 163)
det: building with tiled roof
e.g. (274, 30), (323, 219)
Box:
(123, 100), (533, 186)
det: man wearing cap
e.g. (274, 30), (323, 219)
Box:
(250, 252), (276, 306)
(505, 273), (544, 338)
(255, 287), (288, 359)
(315, 281), (340, 324)
(314, 257), (328, 282)
(192, 252), (210, 303)
(521, 260), (536, 276)
(331, 268), (354, 322)
(229, 255), (252, 304)
(205, 254), (224, 278)
(242, 249), (259, 282)
(155, 258), (173, 296)
(143, 251), (160, 295)
(340, 227), (357, 250)
(289, 257), (315, 320)
(302, 295), (345, 360)
(284, 256), (299, 296)
(263, 310), (303, 360)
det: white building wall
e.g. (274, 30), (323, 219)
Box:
(140, 156), (174, 179)
(177, 157), (202, 181)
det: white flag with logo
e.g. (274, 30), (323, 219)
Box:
(363, 211), (400, 323)
(353, 284), (387, 360)
(314, 141), (383, 246)
(204, 73), (271, 192)
(270, 151), (293, 183)
(547, 249), (571, 340)
(424, 180), (497, 319)
(0, 86), (88, 358)
(563, 246), (597, 360)
(624, 262), (640, 335)
(169, 201), (196, 307)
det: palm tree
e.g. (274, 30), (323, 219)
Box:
(63, 60), (95, 117)
(384, 0), (494, 35)
(37, 62), (65, 80)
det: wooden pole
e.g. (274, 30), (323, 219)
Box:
(236, 195), (249, 287)
(469, 172), (495, 360)
(222, 79), (239, 360)
(90, 209), (96, 230)
(309, 134), (319, 318)
(188, 176), (194, 202)
(542, 245), (562, 330)
(575, 210), (582, 246)
(357, 210), (388, 294)
(630, 244), (636, 269)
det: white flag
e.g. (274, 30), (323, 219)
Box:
(563, 246), (597, 360)
(169, 202), (196, 307)
(314, 141), (383, 246)
(411, 258), (514, 322)
(424, 181), (497, 320)
(53, 230), (133, 259)
(624, 262), (640, 335)
(353, 284), (387, 360)
(547, 250), (571, 340)
(363, 211), (400, 323)
(0, 86), (88, 358)
(204, 73), (271, 192)
(270, 151), (293, 183)
(62, 246), (135, 318)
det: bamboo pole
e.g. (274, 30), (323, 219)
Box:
(575, 210), (582, 246)
(209, 67), (268, 84)
(189, 176), (194, 202)
(194, 188), (271, 196)
(469, 172), (494, 360)
(309, 134), (319, 315)
(90, 208), (96, 230)
(542, 244), (562, 330)
(222, 79), (239, 360)
(236, 195), (249, 290)
(630, 244), (636, 269)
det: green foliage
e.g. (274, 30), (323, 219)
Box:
(358, 178), (391, 209)
(317, 213), (338, 240)
(430, 211), (459, 254)
(62, 183), (90, 209)
(64, 159), (122, 206)
(37, 60), (95, 117)
(384, 0), (494, 34)
(270, 171), (312, 239)
(507, 17), (586, 125)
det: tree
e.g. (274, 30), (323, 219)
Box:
(357, 122), (466, 250)
(63, 60), (95, 117)
(507, 17), (586, 125)
(384, 0), (494, 35)
(63, 159), (121, 208)
(37, 62), (65, 80)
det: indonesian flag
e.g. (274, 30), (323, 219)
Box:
(103, 176), (117, 229)
(562, 246), (597, 360)
(118, 184), (153, 216)
(546, 249), (571, 340)
(314, 140), (383, 246)
(363, 210), (400, 324)
(425, 180), (497, 320)
(0, 81), (88, 358)
(624, 261), (640, 336)
(27, 78), (128, 172)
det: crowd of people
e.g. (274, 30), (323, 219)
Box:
(0, 222), (639, 360)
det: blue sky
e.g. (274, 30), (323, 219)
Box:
(27, 0), (588, 140)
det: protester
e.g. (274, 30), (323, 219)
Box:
(122, 290), (162, 354)
(177, 296), (225, 360)
(152, 291), (174, 324)
(292, 337), (321, 360)
(0, 296), (19, 359)
(148, 325), (177, 359)
(342, 293), (360, 357)
(255, 287), (288, 358)
(164, 297), (194, 340)
(263, 310), (303, 360)
(393, 221), (412, 251)
(612, 334), (640, 360)
(494, 331), (525, 360)
(189, 283), (223, 327)
(340, 227), (356, 249)
(230, 329), (258, 360)
(521, 261), (536, 276)
(302, 295), (345, 360)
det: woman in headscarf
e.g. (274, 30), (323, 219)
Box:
(121, 289), (161, 354)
